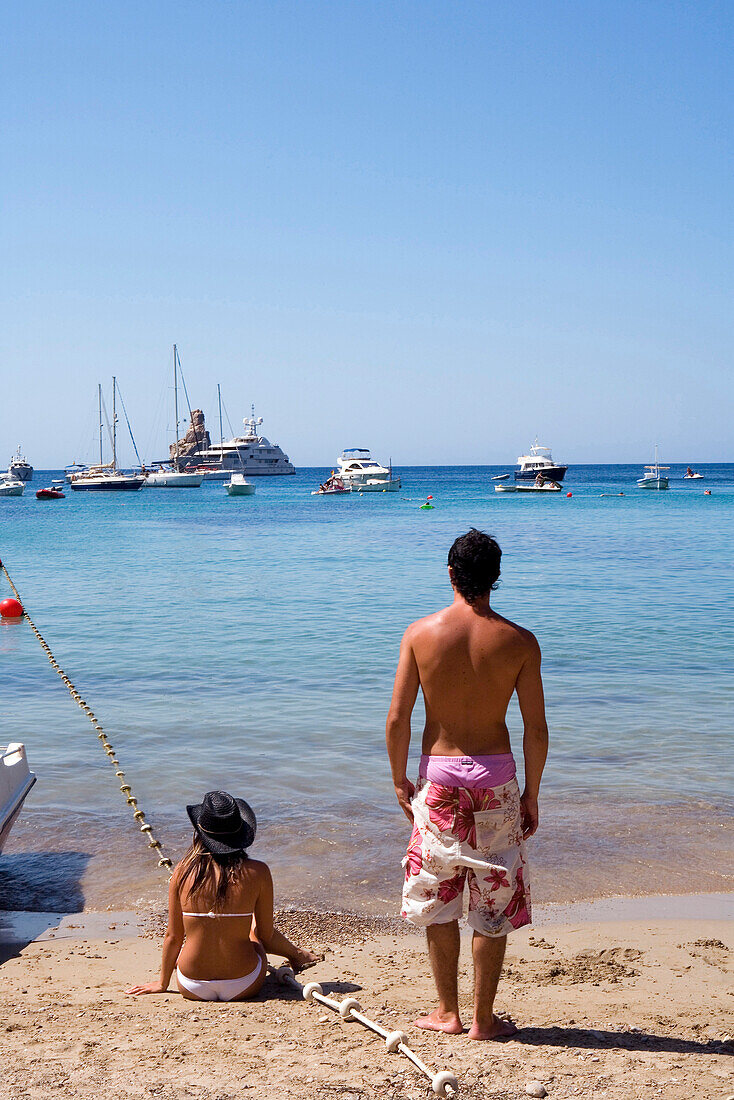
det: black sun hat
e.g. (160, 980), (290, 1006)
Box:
(186, 791), (257, 856)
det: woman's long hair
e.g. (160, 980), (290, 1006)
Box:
(177, 834), (249, 910)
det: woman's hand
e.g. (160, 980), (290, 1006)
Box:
(125, 980), (168, 996)
(519, 791), (539, 838)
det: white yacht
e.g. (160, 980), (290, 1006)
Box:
(175, 400), (295, 477)
(8, 446), (33, 482)
(0, 476), (24, 497)
(0, 743), (36, 853)
(637, 447), (669, 490)
(336, 449), (401, 492)
(514, 440), (568, 482)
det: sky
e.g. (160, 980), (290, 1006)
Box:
(2, 0), (732, 468)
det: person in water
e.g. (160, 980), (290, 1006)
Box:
(127, 791), (318, 1001)
(386, 529), (548, 1040)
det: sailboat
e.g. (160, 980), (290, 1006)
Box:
(144, 347), (203, 487)
(70, 381), (146, 491)
(637, 446), (670, 490)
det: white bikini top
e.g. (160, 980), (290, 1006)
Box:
(182, 911), (253, 918)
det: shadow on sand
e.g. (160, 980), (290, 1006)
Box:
(512, 1025), (732, 1056)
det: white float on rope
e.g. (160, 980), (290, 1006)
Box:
(271, 965), (459, 1097)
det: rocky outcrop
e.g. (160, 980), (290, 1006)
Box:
(171, 409), (211, 459)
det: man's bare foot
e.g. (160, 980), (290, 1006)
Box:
(414, 1010), (464, 1035)
(287, 947), (322, 973)
(467, 1014), (518, 1041)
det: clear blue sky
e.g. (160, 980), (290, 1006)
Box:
(2, 1), (731, 467)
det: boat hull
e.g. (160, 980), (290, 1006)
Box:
(36, 489), (65, 499)
(8, 464), (33, 482)
(515, 465), (567, 481)
(225, 481), (256, 496)
(350, 478), (401, 492)
(0, 744), (36, 855)
(70, 477), (145, 491)
(145, 472), (203, 488)
(637, 478), (669, 490)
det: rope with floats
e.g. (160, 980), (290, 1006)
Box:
(271, 964), (459, 1097)
(2, 556), (460, 1095)
(0, 557), (173, 872)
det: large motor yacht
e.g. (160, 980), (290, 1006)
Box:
(8, 446), (33, 482)
(514, 440), (568, 482)
(175, 406), (295, 476)
(336, 449), (401, 492)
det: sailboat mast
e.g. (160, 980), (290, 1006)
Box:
(173, 345), (180, 470)
(218, 384), (224, 456)
(98, 384), (103, 466)
(112, 377), (117, 470)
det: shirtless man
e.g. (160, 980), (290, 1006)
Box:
(386, 529), (548, 1040)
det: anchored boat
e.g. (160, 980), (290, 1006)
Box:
(514, 440), (568, 482)
(8, 446), (33, 483)
(70, 381), (145, 491)
(336, 449), (401, 492)
(36, 480), (66, 500)
(0, 477), (24, 497)
(0, 743), (36, 853)
(637, 447), (669, 490)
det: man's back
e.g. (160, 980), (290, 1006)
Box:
(408, 601), (537, 756)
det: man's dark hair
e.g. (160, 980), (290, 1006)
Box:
(447, 529), (501, 603)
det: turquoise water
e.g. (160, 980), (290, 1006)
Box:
(1, 465), (732, 912)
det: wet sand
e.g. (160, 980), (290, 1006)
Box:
(0, 899), (731, 1099)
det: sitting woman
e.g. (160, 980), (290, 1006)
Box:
(127, 790), (317, 1001)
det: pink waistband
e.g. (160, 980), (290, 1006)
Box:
(419, 752), (516, 789)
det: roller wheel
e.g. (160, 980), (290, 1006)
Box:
(432, 1071), (459, 1097)
(385, 1030), (408, 1053)
(302, 981), (323, 1001)
(338, 997), (362, 1019)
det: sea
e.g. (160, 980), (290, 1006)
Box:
(1, 464), (732, 916)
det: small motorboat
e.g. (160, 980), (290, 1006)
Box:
(491, 473), (510, 481)
(312, 474), (350, 495)
(683, 467), (703, 480)
(225, 473), (256, 496)
(0, 743), (36, 854)
(495, 481), (562, 493)
(36, 480), (66, 500)
(0, 476), (24, 497)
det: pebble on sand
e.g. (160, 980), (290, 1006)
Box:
(525, 1083), (547, 1098)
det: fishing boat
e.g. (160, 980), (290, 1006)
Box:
(514, 440), (568, 482)
(0, 477), (24, 497)
(36, 480), (65, 500)
(336, 449), (401, 492)
(637, 447), (669, 490)
(312, 473), (350, 495)
(70, 381), (145, 491)
(683, 467), (703, 480)
(225, 472), (256, 496)
(0, 743), (36, 854)
(8, 446), (33, 482)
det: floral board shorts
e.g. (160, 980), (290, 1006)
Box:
(401, 776), (531, 936)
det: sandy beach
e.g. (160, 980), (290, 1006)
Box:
(1, 900), (731, 1100)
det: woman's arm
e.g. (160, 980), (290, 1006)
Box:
(126, 871), (185, 995)
(252, 863), (318, 971)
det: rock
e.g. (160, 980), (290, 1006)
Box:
(171, 409), (211, 460)
(525, 1083), (547, 1098)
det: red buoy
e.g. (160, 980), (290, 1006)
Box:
(0, 597), (23, 619)
(566, 492), (572, 498)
